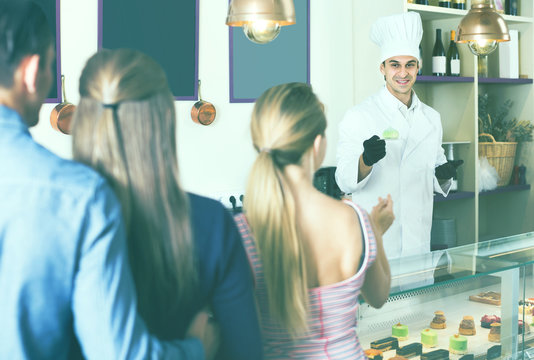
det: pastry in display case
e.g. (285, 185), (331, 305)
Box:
(356, 232), (534, 360)
(468, 291), (501, 305)
(486, 345), (501, 359)
(371, 337), (399, 352)
(396, 342), (423, 358)
(420, 349), (449, 360)
(364, 348), (383, 360)
(420, 328), (438, 348)
(392, 323), (409, 341)
(430, 311), (446, 329)
(458, 316), (476, 336)
(480, 314), (500, 328)
(448, 334), (467, 355)
(488, 323), (501, 343)
(458, 355), (474, 360)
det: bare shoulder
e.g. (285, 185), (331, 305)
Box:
(312, 194), (362, 237)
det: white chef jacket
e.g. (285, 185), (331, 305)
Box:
(336, 86), (450, 260)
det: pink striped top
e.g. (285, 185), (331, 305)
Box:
(234, 200), (377, 359)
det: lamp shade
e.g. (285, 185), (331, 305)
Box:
(456, 0), (510, 44)
(226, 0), (295, 26)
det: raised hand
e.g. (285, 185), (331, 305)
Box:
(362, 135), (386, 166)
(370, 194), (395, 236)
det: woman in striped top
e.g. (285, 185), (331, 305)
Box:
(234, 82), (394, 359)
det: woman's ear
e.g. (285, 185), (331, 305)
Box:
(312, 134), (326, 170)
(313, 134), (322, 156)
(19, 54), (40, 94)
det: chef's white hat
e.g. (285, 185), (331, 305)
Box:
(370, 12), (423, 63)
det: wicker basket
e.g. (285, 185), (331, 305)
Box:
(478, 133), (517, 186)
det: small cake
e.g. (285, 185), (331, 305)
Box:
(420, 349), (449, 360)
(389, 357), (409, 360)
(488, 322), (501, 343)
(519, 304), (533, 316)
(449, 334), (468, 355)
(480, 314), (501, 329)
(392, 323), (409, 341)
(420, 328), (438, 348)
(487, 345), (501, 360)
(519, 319), (531, 334)
(469, 291), (501, 305)
(382, 126), (399, 140)
(396, 342), (422, 358)
(430, 310), (446, 329)
(364, 349), (383, 360)
(370, 336), (399, 352)
(458, 355), (474, 360)
(458, 316), (476, 336)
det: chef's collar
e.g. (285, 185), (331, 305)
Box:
(381, 86), (420, 112)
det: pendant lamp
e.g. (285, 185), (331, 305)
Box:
(455, 0), (510, 55)
(226, 0), (296, 44)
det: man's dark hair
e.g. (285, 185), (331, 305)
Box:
(0, 1), (54, 87)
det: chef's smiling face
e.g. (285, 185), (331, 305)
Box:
(380, 55), (419, 104)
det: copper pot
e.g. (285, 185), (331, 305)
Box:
(191, 80), (216, 126)
(50, 75), (76, 134)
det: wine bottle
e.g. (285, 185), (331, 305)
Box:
(432, 29), (446, 76)
(439, 0), (452, 8)
(453, 0), (466, 9)
(415, 0), (429, 4)
(505, 0), (518, 15)
(418, 44), (423, 76)
(446, 30), (460, 76)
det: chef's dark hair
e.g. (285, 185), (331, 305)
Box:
(0, 0), (54, 87)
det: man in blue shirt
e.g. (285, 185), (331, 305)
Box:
(0, 2), (216, 358)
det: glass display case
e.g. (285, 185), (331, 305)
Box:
(357, 232), (534, 359)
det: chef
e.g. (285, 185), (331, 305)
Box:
(335, 12), (461, 260)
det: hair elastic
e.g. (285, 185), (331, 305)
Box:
(102, 102), (119, 110)
(259, 147), (271, 154)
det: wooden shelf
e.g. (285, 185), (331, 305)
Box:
(478, 77), (533, 84)
(501, 14), (534, 24)
(406, 4), (532, 23)
(406, 4), (466, 20)
(417, 75), (474, 83)
(434, 191), (475, 202)
(479, 184), (531, 196)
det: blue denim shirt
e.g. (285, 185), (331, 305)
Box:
(0, 106), (203, 359)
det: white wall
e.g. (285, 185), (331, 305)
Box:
(31, 0), (362, 198)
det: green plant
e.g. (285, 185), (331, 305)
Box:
(478, 93), (534, 142)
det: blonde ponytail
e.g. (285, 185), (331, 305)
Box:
(244, 83), (326, 337)
(245, 151), (309, 337)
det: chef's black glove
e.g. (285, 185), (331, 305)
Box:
(435, 160), (464, 180)
(362, 135), (386, 166)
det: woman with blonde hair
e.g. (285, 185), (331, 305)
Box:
(72, 48), (262, 360)
(234, 82), (393, 359)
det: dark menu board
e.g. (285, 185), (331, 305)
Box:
(229, 0), (310, 103)
(99, 0), (198, 100)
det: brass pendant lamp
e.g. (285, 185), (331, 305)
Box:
(226, 0), (296, 44)
(455, 0), (510, 55)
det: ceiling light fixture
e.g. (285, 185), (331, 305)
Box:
(226, 0), (296, 44)
(455, 0), (510, 56)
